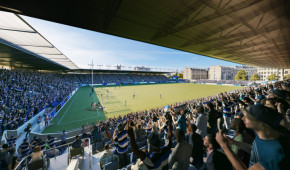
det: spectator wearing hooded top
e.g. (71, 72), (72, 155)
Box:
(168, 129), (192, 170)
(216, 105), (290, 170)
(129, 112), (173, 170)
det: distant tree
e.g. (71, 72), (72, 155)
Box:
(249, 73), (260, 81)
(178, 73), (183, 79)
(234, 70), (248, 80)
(285, 74), (290, 79)
(267, 74), (279, 81)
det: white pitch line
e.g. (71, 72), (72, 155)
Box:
(58, 91), (80, 124)
(59, 115), (100, 126)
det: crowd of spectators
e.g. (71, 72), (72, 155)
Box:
(197, 79), (249, 86)
(1, 68), (289, 170)
(77, 74), (169, 84)
(93, 79), (289, 169)
(0, 69), (79, 133)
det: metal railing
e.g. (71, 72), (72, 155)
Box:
(14, 137), (91, 170)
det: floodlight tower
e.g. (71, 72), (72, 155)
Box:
(88, 60), (94, 87)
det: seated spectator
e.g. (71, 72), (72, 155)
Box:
(169, 129), (192, 170)
(31, 146), (43, 162)
(203, 134), (232, 170)
(72, 135), (82, 148)
(186, 124), (204, 169)
(99, 144), (114, 170)
(216, 105), (290, 170)
(45, 146), (59, 158)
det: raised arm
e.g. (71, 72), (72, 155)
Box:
(126, 121), (146, 160)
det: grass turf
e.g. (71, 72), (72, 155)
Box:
(42, 83), (243, 133)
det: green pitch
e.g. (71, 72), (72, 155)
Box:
(42, 83), (243, 133)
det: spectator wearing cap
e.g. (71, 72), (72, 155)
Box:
(100, 144), (113, 170)
(203, 134), (232, 170)
(186, 124), (204, 169)
(216, 105), (290, 170)
(168, 129), (192, 170)
(195, 107), (208, 138)
(129, 113), (173, 170)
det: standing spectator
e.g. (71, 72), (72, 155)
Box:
(24, 123), (32, 138)
(169, 129), (192, 170)
(222, 96), (233, 131)
(18, 138), (30, 158)
(206, 102), (217, 135)
(44, 115), (49, 127)
(60, 130), (67, 146)
(109, 123), (129, 168)
(216, 105), (290, 170)
(173, 110), (187, 134)
(5, 132), (22, 148)
(229, 118), (253, 167)
(196, 107), (208, 138)
(186, 124), (204, 170)
(129, 113), (173, 170)
(203, 134), (232, 170)
(81, 126), (87, 139)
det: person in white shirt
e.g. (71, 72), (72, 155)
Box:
(195, 106), (208, 138)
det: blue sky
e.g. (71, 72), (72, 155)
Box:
(22, 16), (239, 71)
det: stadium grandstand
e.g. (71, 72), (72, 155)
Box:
(0, 1), (289, 170)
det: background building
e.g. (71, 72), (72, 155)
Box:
(208, 65), (237, 80)
(258, 68), (290, 81)
(234, 66), (257, 79)
(183, 68), (208, 80)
